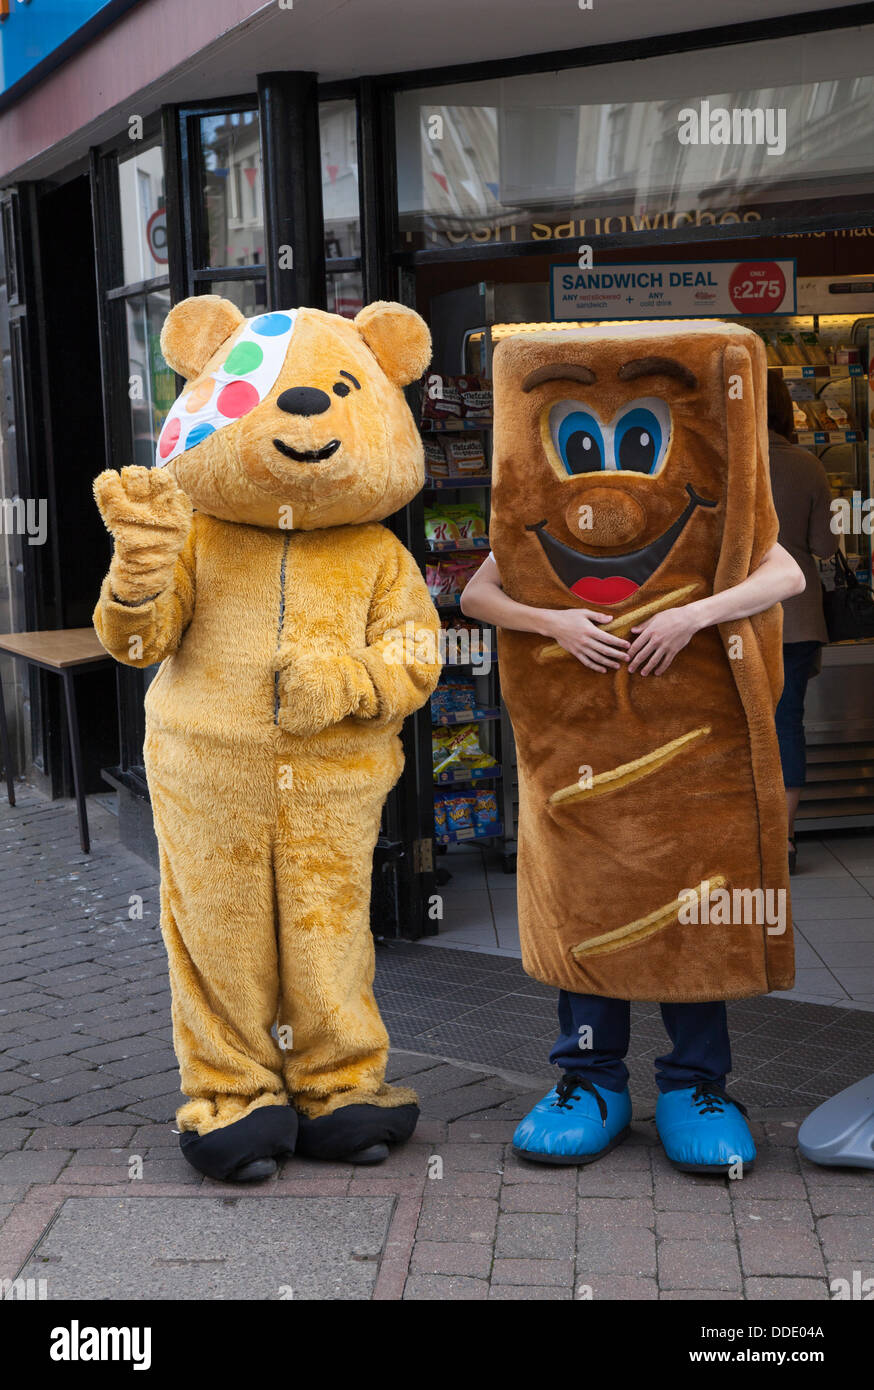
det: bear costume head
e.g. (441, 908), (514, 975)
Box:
(156, 295), (431, 531)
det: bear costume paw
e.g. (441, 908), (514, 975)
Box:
(179, 1105), (299, 1182)
(295, 1103), (419, 1164)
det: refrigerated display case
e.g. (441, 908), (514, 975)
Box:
(751, 283), (874, 828)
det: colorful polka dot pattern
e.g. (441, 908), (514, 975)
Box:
(156, 309), (298, 466)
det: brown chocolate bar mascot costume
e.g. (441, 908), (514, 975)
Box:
(462, 321), (804, 1171)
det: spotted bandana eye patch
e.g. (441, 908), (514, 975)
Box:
(156, 310), (299, 466)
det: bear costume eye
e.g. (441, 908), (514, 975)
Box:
(548, 402), (605, 475)
(333, 370), (361, 398)
(612, 398), (671, 475)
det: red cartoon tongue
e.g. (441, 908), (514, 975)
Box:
(571, 575), (639, 605)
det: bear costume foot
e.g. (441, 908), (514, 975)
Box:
(296, 1102), (419, 1164)
(179, 1105), (299, 1182)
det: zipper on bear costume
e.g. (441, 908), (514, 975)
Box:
(273, 531), (291, 725)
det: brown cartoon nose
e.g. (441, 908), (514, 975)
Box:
(565, 487), (646, 549)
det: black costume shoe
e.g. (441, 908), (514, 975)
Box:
(179, 1105), (299, 1182)
(233, 1157), (278, 1181)
(295, 1102), (419, 1163)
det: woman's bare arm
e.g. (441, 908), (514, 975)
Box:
(627, 542), (805, 675)
(460, 553), (630, 673)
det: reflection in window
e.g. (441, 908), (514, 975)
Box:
(320, 99), (360, 260)
(326, 270), (364, 320)
(118, 142), (166, 286)
(125, 292), (175, 470)
(200, 111), (264, 268)
(395, 63), (874, 249)
(209, 279), (267, 318)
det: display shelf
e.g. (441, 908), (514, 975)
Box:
(432, 706), (501, 726)
(434, 764), (502, 785)
(444, 658), (497, 668)
(796, 430), (864, 446)
(419, 347), (511, 877)
(420, 419), (492, 432)
(435, 823), (504, 846)
(427, 537), (490, 553)
(425, 475), (492, 490)
(775, 364), (862, 379)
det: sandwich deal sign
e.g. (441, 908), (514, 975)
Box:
(550, 259), (797, 320)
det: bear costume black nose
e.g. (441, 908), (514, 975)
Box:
(276, 387), (331, 417)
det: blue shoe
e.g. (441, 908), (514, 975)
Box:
(512, 1074), (632, 1166)
(656, 1084), (756, 1173)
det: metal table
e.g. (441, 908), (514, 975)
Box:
(0, 628), (112, 853)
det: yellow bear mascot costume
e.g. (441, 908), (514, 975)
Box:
(93, 296), (441, 1180)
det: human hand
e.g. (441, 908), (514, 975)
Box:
(94, 466), (192, 605)
(626, 604), (702, 675)
(545, 608), (630, 673)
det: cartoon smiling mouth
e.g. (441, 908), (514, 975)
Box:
(273, 439), (341, 463)
(526, 482), (717, 605)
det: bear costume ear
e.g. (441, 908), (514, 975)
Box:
(160, 295), (246, 381)
(354, 301), (431, 386)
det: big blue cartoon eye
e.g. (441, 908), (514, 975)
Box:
(549, 402), (605, 476)
(612, 398), (671, 475)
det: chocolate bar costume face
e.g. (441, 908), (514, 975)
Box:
(490, 321), (793, 1001)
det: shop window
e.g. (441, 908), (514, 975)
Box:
(326, 269), (363, 320)
(179, 102), (267, 315)
(394, 34), (874, 251)
(110, 136), (172, 472)
(320, 98), (361, 263)
(118, 144), (167, 286)
(208, 277), (267, 318)
(199, 111), (264, 269)
(124, 291), (174, 470)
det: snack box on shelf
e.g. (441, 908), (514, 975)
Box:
(421, 419), (493, 432)
(432, 706), (501, 726)
(435, 764), (503, 785)
(444, 657), (498, 668)
(425, 475), (492, 490)
(436, 823), (504, 846)
(777, 365), (863, 379)
(427, 537), (490, 553)
(796, 430), (863, 446)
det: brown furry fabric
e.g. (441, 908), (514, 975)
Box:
(490, 321), (792, 1001)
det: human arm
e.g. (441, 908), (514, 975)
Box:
(626, 541), (805, 675)
(459, 552), (630, 673)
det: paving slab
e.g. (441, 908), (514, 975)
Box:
(16, 1195), (394, 1300)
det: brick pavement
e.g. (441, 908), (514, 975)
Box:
(1, 785), (872, 1300)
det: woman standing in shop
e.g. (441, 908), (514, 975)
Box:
(766, 371), (838, 874)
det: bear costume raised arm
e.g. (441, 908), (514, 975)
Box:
(489, 320), (793, 1004)
(93, 297), (441, 1179)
